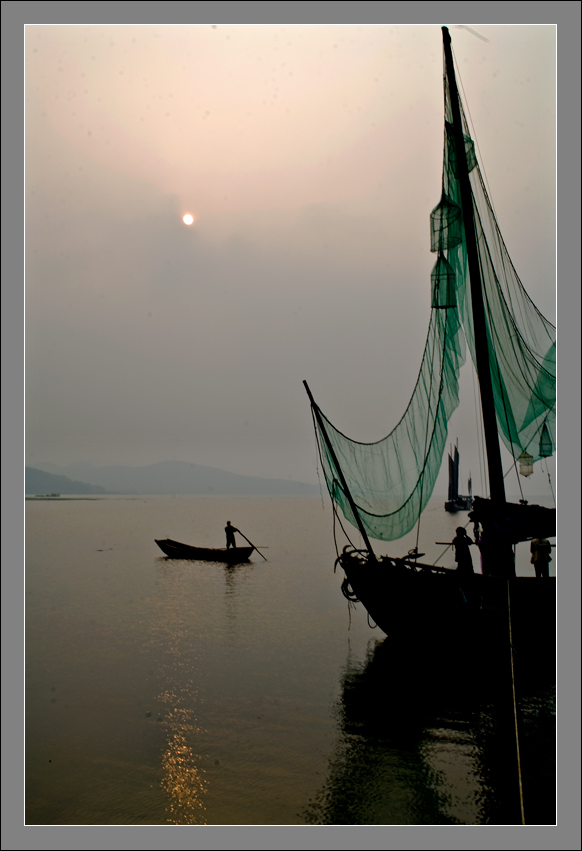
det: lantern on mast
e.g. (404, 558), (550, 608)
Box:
(518, 451), (534, 478)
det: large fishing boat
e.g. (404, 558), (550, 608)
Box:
(304, 27), (556, 644)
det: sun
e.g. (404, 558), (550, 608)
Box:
(182, 213), (195, 225)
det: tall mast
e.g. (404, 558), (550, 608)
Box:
(442, 27), (506, 505)
(303, 381), (377, 561)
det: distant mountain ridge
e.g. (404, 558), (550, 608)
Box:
(25, 468), (111, 495)
(29, 461), (320, 496)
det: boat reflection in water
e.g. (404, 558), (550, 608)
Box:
(302, 636), (555, 825)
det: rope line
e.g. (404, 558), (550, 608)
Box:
(544, 458), (556, 508)
(507, 581), (526, 825)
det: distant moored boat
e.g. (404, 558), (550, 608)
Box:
(444, 441), (472, 512)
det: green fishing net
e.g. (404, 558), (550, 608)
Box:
(312, 54), (556, 543)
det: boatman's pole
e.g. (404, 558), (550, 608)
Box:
(303, 380), (377, 562)
(237, 529), (268, 561)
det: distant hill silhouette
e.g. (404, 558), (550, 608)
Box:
(25, 468), (111, 495)
(29, 461), (320, 496)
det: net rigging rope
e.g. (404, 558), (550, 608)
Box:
(507, 581), (526, 825)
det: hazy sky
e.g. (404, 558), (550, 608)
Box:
(25, 24), (556, 493)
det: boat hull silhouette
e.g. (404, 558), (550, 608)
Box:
(155, 538), (254, 563)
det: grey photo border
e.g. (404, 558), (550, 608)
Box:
(3, 1), (580, 848)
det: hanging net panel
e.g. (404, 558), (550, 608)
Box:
(315, 306), (466, 542)
(311, 49), (555, 543)
(442, 69), (556, 467)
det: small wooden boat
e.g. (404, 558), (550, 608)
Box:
(155, 538), (254, 563)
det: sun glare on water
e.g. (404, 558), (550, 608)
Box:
(183, 214), (195, 225)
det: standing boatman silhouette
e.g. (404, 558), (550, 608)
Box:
(225, 521), (238, 549)
(530, 537), (552, 578)
(452, 526), (476, 575)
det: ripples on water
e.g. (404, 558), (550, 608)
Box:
(25, 496), (555, 825)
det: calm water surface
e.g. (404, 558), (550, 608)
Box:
(25, 496), (555, 825)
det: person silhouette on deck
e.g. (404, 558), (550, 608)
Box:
(225, 521), (238, 549)
(452, 526), (475, 575)
(530, 537), (552, 578)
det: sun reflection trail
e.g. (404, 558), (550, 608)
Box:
(160, 706), (208, 824)
(146, 565), (210, 825)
